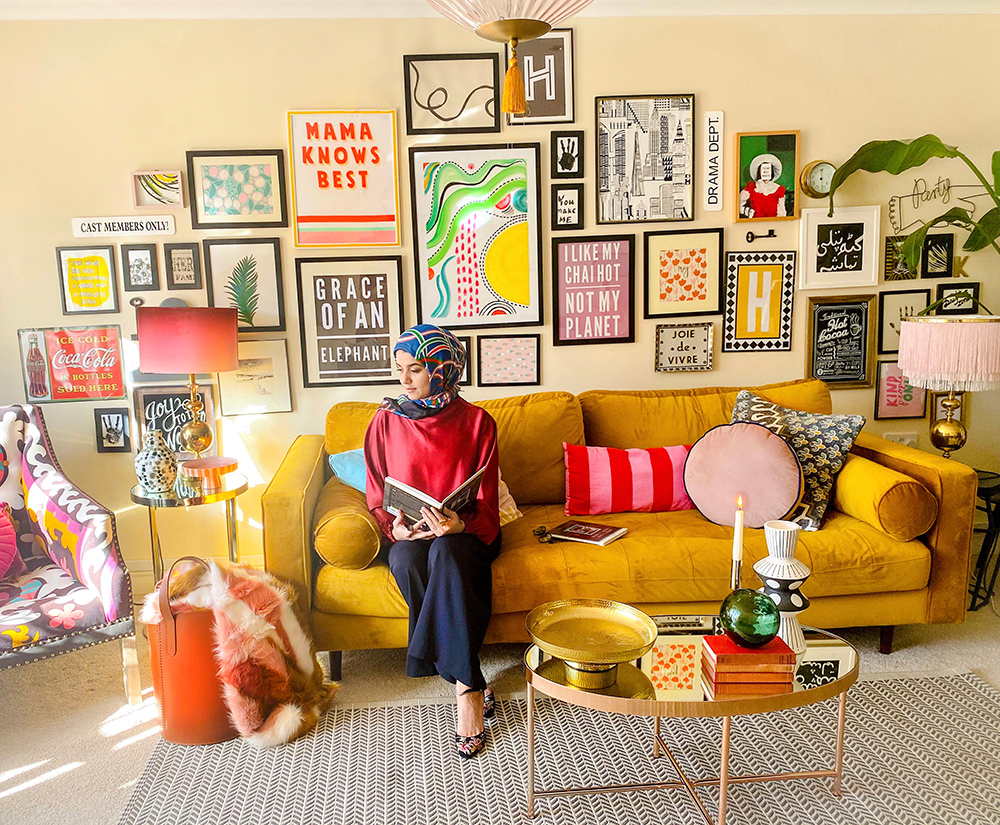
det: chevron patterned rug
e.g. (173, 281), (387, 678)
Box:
(118, 673), (999, 825)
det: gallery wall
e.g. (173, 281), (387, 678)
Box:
(1, 14), (998, 595)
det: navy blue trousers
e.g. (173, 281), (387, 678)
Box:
(388, 531), (501, 691)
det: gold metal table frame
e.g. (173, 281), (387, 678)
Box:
(524, 624), (858, 825)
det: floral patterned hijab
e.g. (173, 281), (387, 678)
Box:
(381, 325), (466, 419)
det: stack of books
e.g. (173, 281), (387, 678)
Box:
(702, 634), (796, 699)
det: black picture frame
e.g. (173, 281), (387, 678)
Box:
(55, 245), (120, 316)
(643, 227), (725, 319)
(874, 360), (928, 421)
(935, 281), (981, 316)
(477, 334), (541, 387)
(163, 243), (203, 290)
(185, 149), (289, 230)
(505, 29), (575, 126)
(133, 385), (217, 458)
(551, 234), (635, 347)
(203, 237), (285, 333)
(94, 407), (131, 453)
(551, 183), (584, 231)
(721, 251), (797, 353)
(120, 244), (160, 292)
(551, 130), (584, 179)
(877, 288), (931, 354)
(805, 294), (876, 389)
(456, 335), (473, 386)
(402, 53), (501, 136)
(920, 233), (955, 278)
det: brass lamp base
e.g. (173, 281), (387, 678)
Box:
(179, 373), (215, 458)
(929, 391), (966, 459)
(475, 18), (551, 43)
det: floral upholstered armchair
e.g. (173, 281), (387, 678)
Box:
(0, 405), (140, 704)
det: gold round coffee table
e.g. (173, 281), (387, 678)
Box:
(523, 616), (858, 825)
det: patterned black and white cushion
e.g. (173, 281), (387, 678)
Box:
(731, 390), (865, 530)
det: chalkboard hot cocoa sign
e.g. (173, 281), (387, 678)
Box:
(806, 295), (875, 390)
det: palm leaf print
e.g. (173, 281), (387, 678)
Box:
(226, 255), (260, 326)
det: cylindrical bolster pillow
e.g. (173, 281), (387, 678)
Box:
(312, 478), (382, 570)
(831, 454), (938, 541)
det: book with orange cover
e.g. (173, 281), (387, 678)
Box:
(708, 661), (796, 674)
(703, 678), (794, 699)
(703, 634), (795, 665)
(703, 660), (794, 684)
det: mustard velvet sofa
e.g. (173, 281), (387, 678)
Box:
(261, 378), (977, 670)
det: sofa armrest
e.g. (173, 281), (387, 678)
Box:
(261, 435), (327, 616)
(849, 432), (977, 623)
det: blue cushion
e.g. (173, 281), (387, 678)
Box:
(328, 449), (366, 494)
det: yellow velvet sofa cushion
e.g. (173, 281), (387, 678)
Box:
(325, 401), (379, 455)
(578, 378), (832, 449)
(831, 454), (938, 542)
(312, 478), (382, 570)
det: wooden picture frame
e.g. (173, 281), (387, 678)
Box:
(721, 251), (796, 352)
(799, 206), (880, 289)
(203, 238), (285, 333)
(94, 407), (131, 453)
(805, 294), (876, 389)
(402, 53), (501, 135)
(163, 243), (203, 290)
(133, 385), (217, 458)
(935, 281), (980, 316)
(877, 288), (931, 354)
(551, 130), (584, 179)
(874, 361), (927, 420)
(734, 130), (800, 222)
(121, 244), (160, 292)
(217, 339), (293, 416)
(655, 322), (714, 372)
(131, 170), (183, 209)
(477, 335), (541, 386)
(506, 29), (575, 125)
(185, 149), (288, 230)
(643, 228), (724, 319)
(551, 183), (584, 231)
(55, 245), (119, 315)
(551, 235), (635, 346)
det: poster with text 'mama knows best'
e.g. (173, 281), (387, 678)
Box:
(288, 110), (400, 248)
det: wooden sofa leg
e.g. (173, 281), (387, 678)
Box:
(122, 635), (142, 705)
(879, 626), (895, 655)
(328, 650), (343, 682)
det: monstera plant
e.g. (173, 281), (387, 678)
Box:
(827, 134), (999, 278)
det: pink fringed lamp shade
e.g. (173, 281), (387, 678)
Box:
(898, 316), (1000, 392)
(137, 307), (239, 375)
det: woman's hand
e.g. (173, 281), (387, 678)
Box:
(419, 505), (465, 537)
(391, 512), (435, 542)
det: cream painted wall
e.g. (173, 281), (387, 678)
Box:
(1, 15), (997, 596)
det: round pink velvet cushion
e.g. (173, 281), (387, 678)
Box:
(683, 422), (803, 529)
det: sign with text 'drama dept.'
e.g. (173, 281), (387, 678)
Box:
(288, 110), (400, 248)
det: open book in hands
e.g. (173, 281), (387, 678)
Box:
(383, 465), (487, 525)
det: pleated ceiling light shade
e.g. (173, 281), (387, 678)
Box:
(426, 0), (594, 114)
(898, 316), (1000, 392)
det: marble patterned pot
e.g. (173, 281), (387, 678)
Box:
(134, 429), (178, 493)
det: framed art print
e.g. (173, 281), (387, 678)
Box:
(217, 339), (293, 416)
(734, 130), (800, 222)
(643, 228), (724, 318)
(875, 361), (926, 420)
(403, 53), (501, 135)
(795, 641), (855, 689)
(551, 130), (584, 179)
(722, 251), (796, 352)
(203, 238), (285, 332)
(806, 294), (876, 389)
(921, 233), (955, 278)
(134, 385), (216, 458)
(477, 335), (541, 386)
(551, 183), (584, 231)
(17, 325), (126, 403)
(55, 245), (119, 315)
(121, 244), (159, 292)
(185, 149), (288, 230)
(506, 29), (575, 125)
(641, 635), (702, 696)
(936, 281), (980, 316)
(596, 94), (694, 224)
(931, 391), (966, 425)
(287, 110), (400, 247)
(456, 335), (473, 387)
(131, 171), (183, 209)
(884, 235), (917, 281)
(799, 206), (880, 289)
(877, 288), (930, 354)
(409, 143), (543, 330)
(94, 407), (131, 453)
(655, 322), (714, 372)
(164, 242), (202, 290)
(295, 256), (405, 388)
(551, 235), (634, 346)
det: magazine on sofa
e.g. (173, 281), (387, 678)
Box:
(548, 520), (628, 546)
(383, 465), (487, 524)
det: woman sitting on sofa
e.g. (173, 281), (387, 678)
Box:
(364, 324), (501, 759)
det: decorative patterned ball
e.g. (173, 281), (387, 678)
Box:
(719, 587), (780, 648)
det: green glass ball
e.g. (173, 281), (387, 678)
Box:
(719, 588), (780, 648)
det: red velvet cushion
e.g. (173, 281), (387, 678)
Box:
(0, 503), (24, 581)
(683, 422), (803, 528)
(563, 442), (694, 516)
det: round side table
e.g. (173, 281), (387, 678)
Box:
(970, 470), (1000, 611)
(130, 472), (248, 584)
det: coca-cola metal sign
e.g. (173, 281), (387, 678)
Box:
(17, 325), (126, 402)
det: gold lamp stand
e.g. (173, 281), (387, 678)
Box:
(179, 373), (214, 458)
(929, 390), (966, 459)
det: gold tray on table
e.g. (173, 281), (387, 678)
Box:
(525, 599), (658, 689)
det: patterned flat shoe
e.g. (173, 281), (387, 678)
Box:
(483, 688), (496, 720)
(455, 729), (486, 759)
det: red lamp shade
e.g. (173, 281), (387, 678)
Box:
(137, 307), (239, 374)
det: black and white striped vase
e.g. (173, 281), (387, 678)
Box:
(753, 519), (811, 665)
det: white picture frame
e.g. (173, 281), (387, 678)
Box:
(799, 205), (880, 290)
(218, 339), (293, 416)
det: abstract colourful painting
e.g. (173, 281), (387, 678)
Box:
(409, 143), (542, 330)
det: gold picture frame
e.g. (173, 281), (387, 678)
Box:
(805, 294), (876, 390)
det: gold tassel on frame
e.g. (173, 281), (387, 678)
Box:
(501, 38), (526, 115)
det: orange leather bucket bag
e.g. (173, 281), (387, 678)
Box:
(147, 557), (238, 745)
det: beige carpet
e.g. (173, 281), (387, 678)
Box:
(1, 601), (997, 825)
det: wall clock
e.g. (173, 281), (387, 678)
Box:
(799, 160), (837, 199)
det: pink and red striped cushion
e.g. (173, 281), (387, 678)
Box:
(563, 443), (694, 516)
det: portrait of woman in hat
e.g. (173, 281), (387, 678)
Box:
(738, 152), (788, 219)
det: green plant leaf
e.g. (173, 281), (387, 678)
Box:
(899, 207), (978, 272)
(993, 151), (999, 194)
(964, 206), (999, 252)
(828, 135), (960, 216)
(225, 255), (260, 326)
